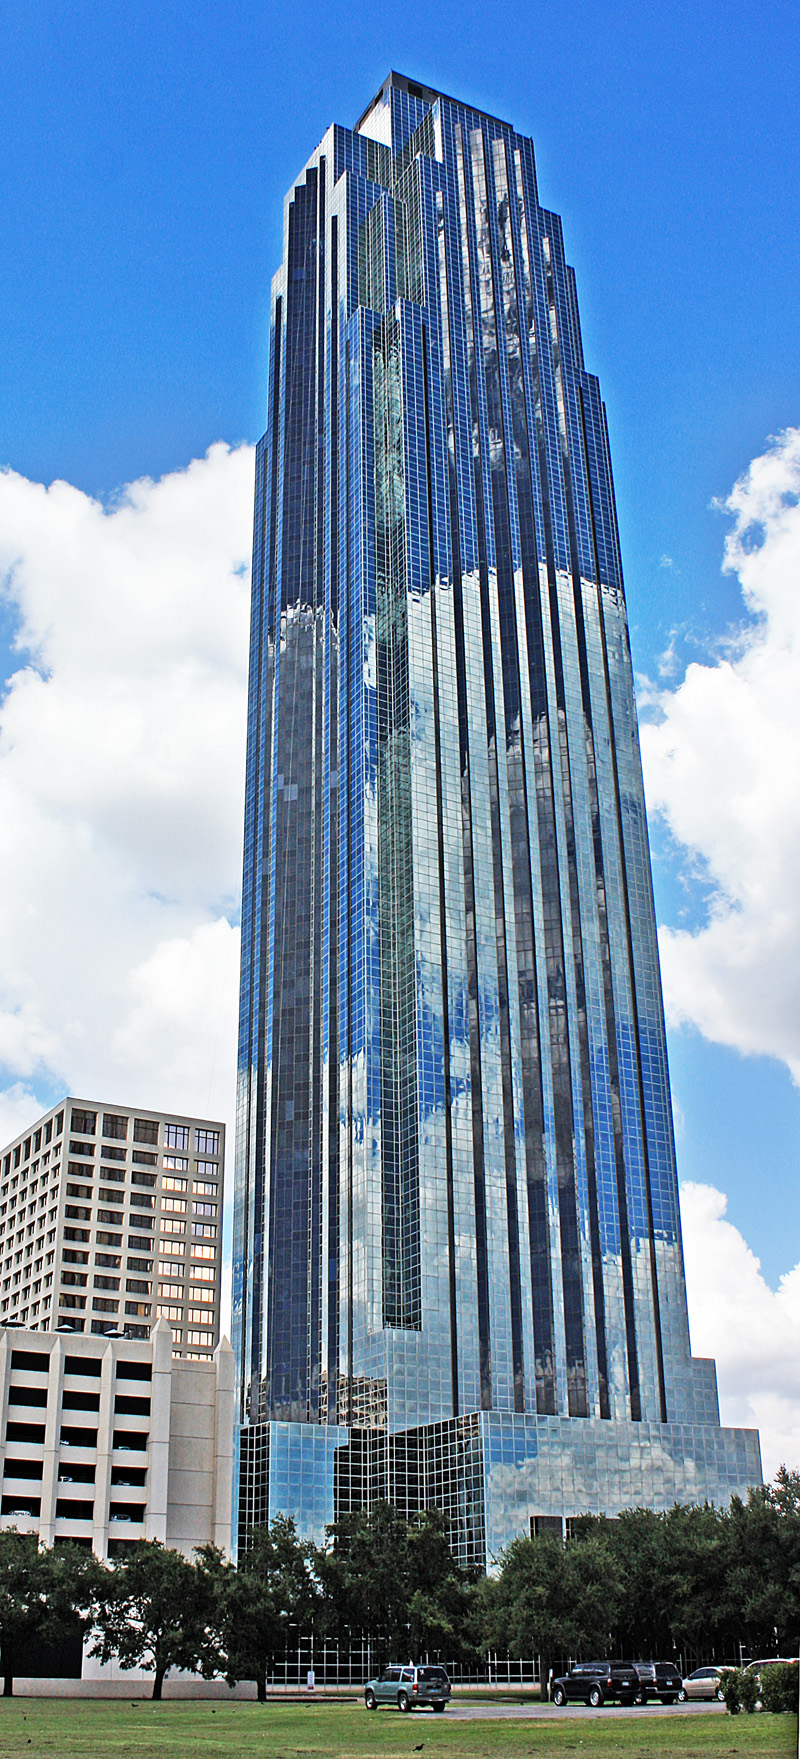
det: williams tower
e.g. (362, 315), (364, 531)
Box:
(233, 73), (760, 1565)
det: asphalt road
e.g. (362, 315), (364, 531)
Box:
(439, 1700), (726, 1721)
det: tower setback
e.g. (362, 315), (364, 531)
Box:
(233, 73), (760, 1565)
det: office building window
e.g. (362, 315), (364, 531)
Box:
(133, 1120), (159, 1147)
(164, 1125), (189, 1151)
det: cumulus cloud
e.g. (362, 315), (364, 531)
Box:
(0, 443), (254, 1145)
(681, 1181), (800, 1480)
(641, 427), (800, 1079)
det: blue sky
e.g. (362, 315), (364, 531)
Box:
(1, 0), (799, 1301)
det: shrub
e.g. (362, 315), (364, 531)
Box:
(738, 1668), (761, 1713)
(721, 1668), (742, 1714)
(759, 1663), (799, 1715)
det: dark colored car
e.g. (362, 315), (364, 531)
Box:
(364, 1663), (451, 1712)
(552, 1661), (639, 1707)
(632, 1661), (682, 1703)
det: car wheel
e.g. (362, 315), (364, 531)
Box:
(677, 1689), (687, 1702)
(715, 1687), (725, 1702)
(398, 1692), (411, 1713)
(635, 1689), (647, 1705)
(365, 1691), (376, 1711)
(553, 1686), (566, 1707)
(588, 1686), (604, 1708)
(433, 1703), (445, 1713)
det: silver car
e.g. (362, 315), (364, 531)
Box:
(679, 1666), (726, 1701)
(744, 1657), (796, 1680)
(364, 1663), (451, 1712)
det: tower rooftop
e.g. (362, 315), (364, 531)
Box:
(355, 70), (513, 137)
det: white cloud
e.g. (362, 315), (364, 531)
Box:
(0, 1083), (53, 1150)
(641, 427), (800, 1079)
(681, 1181), (800, 1480)
(0, 443), (253, 1155)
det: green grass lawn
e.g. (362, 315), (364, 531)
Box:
(0, 1700), (795, 1759)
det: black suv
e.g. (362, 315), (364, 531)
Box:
(632, 1661), (682, 1704)
(552, 1661), (639, 1707)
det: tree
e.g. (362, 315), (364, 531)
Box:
(661, 1501), (732, 1658)
(0, 1532), (101, 1697)
(722, 1468), (800, 1656)
(406, 1511), (480, 1664)
(315, 1502), (413, 1661)
(0, 1531), (53, 1697)
(481, 1526), (622, 1691)
(479, 1534), (576, 1691)
(564, 1526), (622, 1658)
(579, 1504), (730, 1662)
(315, 1501), (478, 1667)
(572, 1510), (672, 1660)
(210, 1516), (318, 1702)
(566, 1502), (736, 1664)
(42, 1540), (106, 1664)
(90, 1540), (212, 1699)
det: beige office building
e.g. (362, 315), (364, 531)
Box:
(0, 1099), (224, 1359)
(0, 1318), (233, 1559)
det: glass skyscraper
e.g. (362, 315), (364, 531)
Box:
(233, 73), (760, 1566)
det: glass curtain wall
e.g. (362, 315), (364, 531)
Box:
(233, 75), (760, 1547)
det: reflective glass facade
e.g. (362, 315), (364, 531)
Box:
(234, 72), (761, 1561)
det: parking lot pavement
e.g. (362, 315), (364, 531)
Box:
(445, 1699), (726, 1720)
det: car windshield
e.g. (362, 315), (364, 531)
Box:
(418, 1668), (448, 1683)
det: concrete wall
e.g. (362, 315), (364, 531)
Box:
(0, 1319), (234, 1559)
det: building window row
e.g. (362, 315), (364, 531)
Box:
(67, 1112), (219, 1157)
(2, 1115), (219, 1180)
(2, 1115), (63, 1176)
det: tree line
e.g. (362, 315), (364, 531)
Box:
(1, 1469), (798, 1699)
